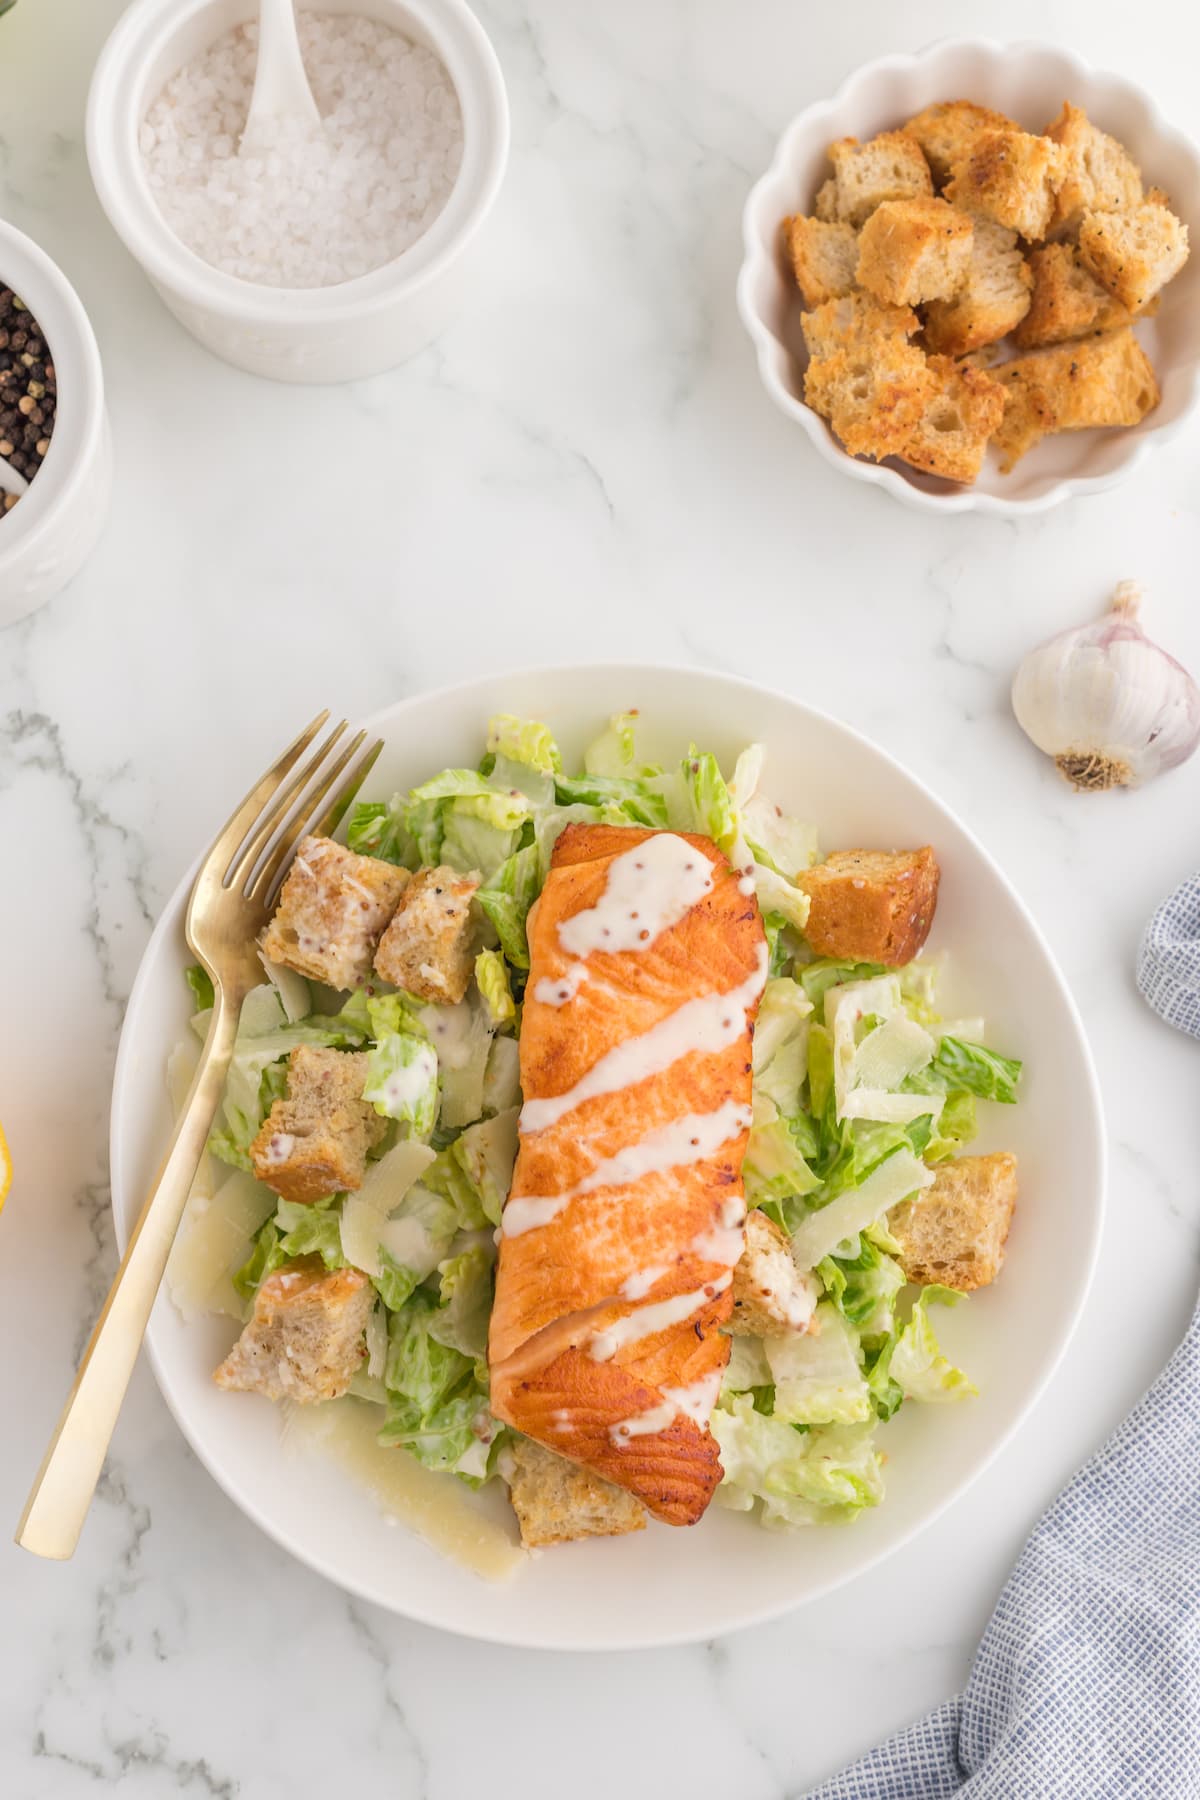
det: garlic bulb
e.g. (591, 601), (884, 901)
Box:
(1012, 582), (1200, 791)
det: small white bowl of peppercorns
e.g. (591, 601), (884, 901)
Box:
(0, 219), (112, 627)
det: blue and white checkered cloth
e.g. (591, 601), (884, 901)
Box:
(806, 877), (1200, 1800)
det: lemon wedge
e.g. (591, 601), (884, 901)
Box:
(0, 1122), (10, 1213)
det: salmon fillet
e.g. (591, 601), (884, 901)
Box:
(488, 823), (766, 1527)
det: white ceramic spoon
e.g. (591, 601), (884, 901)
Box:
(0, 451), (29, 500)
(241, 0), (320, 147)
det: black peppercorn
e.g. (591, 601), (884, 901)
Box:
(0, 285), (57, 510)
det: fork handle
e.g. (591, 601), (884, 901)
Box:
(15, 992), (241, 1559)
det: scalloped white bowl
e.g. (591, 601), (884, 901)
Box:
(738, 39), (1200, 514)
(110, 667), (1105, 1648)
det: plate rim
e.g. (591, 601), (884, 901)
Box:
(109, 660), (1107, 1648)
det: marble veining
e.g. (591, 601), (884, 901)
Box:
(2, 0), (1200, 1795)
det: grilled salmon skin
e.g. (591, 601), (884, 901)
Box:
(488, 822), (767, 1527)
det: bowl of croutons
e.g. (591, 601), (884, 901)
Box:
(738, 39), (1200, 512)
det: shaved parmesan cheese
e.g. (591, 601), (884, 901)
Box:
(166, 1032), (203, 1120)
(281, 1397), (523, 1582)
(851, 1012), (934, 1092)
(258, 951), (312, 1024)
(826, 975), (903, 1118)
(378, 1193), (444, 1276)
(339, 1138), (437, 1277)
(790, 1149), (934, 1271)
(166, 1168), (275, 1321)
(238, 982), (287, 1038)
(840, 1089), (945, 1125)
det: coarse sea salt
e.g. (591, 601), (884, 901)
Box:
(139, 14), (464, 289)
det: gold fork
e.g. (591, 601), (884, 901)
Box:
(16, 710), (383, 1560)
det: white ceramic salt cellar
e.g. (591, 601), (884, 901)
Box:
(0, 219), (112, 628)
(87, 0), (509, 382)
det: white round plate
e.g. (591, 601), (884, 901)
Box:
(110, 665), (1105, 1648)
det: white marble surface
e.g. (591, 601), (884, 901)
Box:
(3, 0), (1200, 1792)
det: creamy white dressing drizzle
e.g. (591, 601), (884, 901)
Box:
(418, 1002), (477, 1069)
(607, 1368), (724, 1446)
(502, 1099), (754, 1237)
(379, 1042), (438, 1112)
(588, 1271), (732, 1362)
(558, 832), (714, 960)
(662, 1368), (723, 1427)
(532, 963), (589, 1007)
(608, 1398), (679, 1445)
(689, 1221), (745, 1266)
(620, 1264), (669, 1300)
(719, 1192), (747, 1229)
(520, 945), (768, 1135)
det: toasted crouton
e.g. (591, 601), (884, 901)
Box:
(814, 177), (840, 222)
(730, 1209), (818, 1338)
(798, 847), (940, 966)
(802, 292), (934, 460)
(374, 865), (480, 1004)
(856, 197), (973, 306)
(902, 99), (1019, 188)
(1077, 200), (1189, 311)
(261, 835), (410, 992)
(945, 129), (1069, 241)
(507, 1436), (646, 1548)
(1014, 243), (1154, 348)
(992, 327), (1161, 469)
(250, 1045), (386, 1203)
(889, 1153), (1017, 1292)
(214, 1259), (373, 1402)
(1044, 102), (1143, 239)
(783, 215), (859, 307)
(922, 213), (1034, 355)
(898, 356), (1005, 484)
(827, 131), (933, 226)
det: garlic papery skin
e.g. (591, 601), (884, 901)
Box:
(1012, 582), (1200, 792)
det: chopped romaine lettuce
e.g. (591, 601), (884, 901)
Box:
(477, 844), (541, 969)
(870, 1286), (977, 1411)
(428, 1247), (494, 1358)
(474, 949), (516, 1027)
(275, 1197), (346, 1269)
(817, 1235), (906, 1339)
(767, 1305), (870, 1425)
(583, 711), (641, 778)
(486, 713), (562, 775)
(363, 1033), (439, 1138)
(185, 963), (215, 1013)
(929, 1036), (1022, 1104)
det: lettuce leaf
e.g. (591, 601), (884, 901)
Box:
(363, 1033), (439, 1138)
(583, 712), (642, 778)
(929, 1036), (1022, 1105)
(428, 1248), (494, 1359)
(185, 964), (215, 1012)
(817, 1235), (905, 1339)
(345, 798), (415, 867)
(474, 949), (516, 1027)
(477, 845), (541, 969)
(869, 1286), (977, 1411)
(711, 1397), (883, 1523)
(275, 1197), (347, 1269)
(766, 1304), (871, 1426)
(486, 713), (562, 775)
